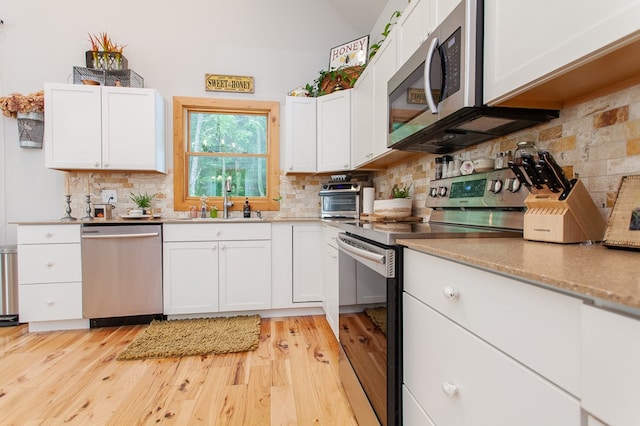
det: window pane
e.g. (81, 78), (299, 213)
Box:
(188, 155), (267, 197)
(190, 112), (267, 154)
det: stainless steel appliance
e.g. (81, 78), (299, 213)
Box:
(81, 223), (163, 327)
(387, 0), (559, 154)
(319, 176), (369, 219)
(336, 169), (527, 426)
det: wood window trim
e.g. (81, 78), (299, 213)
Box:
(173, 96), (280, 212)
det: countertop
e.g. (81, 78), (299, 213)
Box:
(398, 238), (640, 314)
(11, 217), (323, 225)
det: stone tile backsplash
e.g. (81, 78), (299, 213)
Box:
(66, 82), (640, 220)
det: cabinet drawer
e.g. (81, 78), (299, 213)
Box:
(18, 244), (82, 284)
(163, 223), (271, 242)
(404, 249), (582, 396)
(581, 305), (640, 426)
(403, 385), (435, 426)
(19, 282), (83, 322)
(17, 224), (80, 244)
(403, 293), (581, 426)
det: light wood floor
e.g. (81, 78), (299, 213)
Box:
(0, 315), (358, 425)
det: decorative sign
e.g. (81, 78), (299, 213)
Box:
(205, 74), (254, 93)
(407, 88), (427, 104)
(329, 35), (369, 70)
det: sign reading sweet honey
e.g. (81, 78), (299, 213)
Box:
(205, 74), (254, 93)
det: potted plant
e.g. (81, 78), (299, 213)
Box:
(373, 183), (413, 218)
(0, 90), (45, 148)
(129, 191), (157, 214)
(87, 32), (127, 70)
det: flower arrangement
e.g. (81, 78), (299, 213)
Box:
(87, 32), (127, 70)
(0, 91), (45, 118)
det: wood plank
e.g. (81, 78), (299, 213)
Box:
(0, 316), (355, 424)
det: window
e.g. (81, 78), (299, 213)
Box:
(173, 97), (280, 212)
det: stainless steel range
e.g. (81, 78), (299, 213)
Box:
(336, 169), (527, 426)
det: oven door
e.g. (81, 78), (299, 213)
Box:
(320, 193), (359, 218)
(337, 232), (401, 426)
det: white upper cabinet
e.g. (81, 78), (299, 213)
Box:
(284, 96), (317, 173)
(398, 0), (432, 65)
(44, 83), (166, 172)
(433, 0), (460, 28)
(317, 89), (352, 172)
(352, 28), (397, 169)
(351, 65), (375, 167)
(484, 0), (640, 106)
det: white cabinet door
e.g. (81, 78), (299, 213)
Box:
(44, 83), (102, 169)
(433, 0), (459, 27)
(355, 262), (386, 304)
(323, 225), (340, 338)
(163, 241), (219, 314)
(581, 305), (640, 426)
(403, 293), (581, 426)
(44, 83), (165, 172)
(317, 89), (351, 172)
(102, 87), (165, 172)
(398, 0), (432, 65)
(285, 96), (316, 173)
(371, 28), (397, 161)
(484, 0), (640, 105)
(292, 224), (324, 302)
(351, 66), (375, 167)
(219, 240), (271, 311)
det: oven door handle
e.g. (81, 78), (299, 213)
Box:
(337, 235), (386, 265)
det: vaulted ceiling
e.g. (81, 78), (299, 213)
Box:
(326, 0), (389, 35)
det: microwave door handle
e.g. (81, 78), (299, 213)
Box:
(424, 37), (440, 114)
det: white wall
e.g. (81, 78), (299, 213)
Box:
(0, 0), (364, 243)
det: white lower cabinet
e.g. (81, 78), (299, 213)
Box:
(162, 223), (271, 315)
(402, 385), (435, 426)
(403, 248), (582, 425)
(403, 293), (581, 425)
(219, 240), (271, 311)
(323, 224), (340, 338)
(162, 241), (219, 314)
(17, 225), (84, 328)
(581, 305), (640, 426)
(292, 224), (324, 302)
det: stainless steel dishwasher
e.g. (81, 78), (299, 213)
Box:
(81, 223), (163, 327)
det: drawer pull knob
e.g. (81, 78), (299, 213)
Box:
(44, 232), (53, 238)
(45, 261), (54, 267)
(443, 287), (460, 300)
(442, 382), (459, 398)
(46, 300), (54, 305)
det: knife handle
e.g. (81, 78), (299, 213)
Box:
(508, 160), (532, 190)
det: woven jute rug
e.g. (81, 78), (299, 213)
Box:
(116, 315), (261, 360)
(364, 307), (387, 336)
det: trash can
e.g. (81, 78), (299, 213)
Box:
(0, 245), (19, 326)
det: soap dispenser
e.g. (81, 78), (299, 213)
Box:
(243, 197), (251, 218)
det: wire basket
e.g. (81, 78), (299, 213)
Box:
(85, 51), (128, 70)
(73, 67), (144, 88)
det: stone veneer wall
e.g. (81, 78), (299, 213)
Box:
(64, 82), (640, 220)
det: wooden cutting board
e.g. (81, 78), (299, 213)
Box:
(359, 213), (423, 223)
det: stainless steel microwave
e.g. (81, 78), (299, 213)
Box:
(387, 0), (558, 154)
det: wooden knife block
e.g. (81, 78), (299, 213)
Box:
(523, 179), (606, 243)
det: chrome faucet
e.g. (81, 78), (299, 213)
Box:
(223, 176), (233, 219)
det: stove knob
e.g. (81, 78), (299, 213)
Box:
(505, 177), (522, 193)
(352, 183), (358, 189)
(429, 187), (438, 197)
(489, 179), (503, 194)
(322, 184), (329, 190)
(437, 186), (448, 197)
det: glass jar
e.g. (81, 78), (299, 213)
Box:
(435, 157), (443, 180)
(513, 141), (538, 165)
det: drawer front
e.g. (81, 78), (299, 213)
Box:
(404, 249), (582, 396)
(19, 282), (83, 322)
(403, 293), (581, 426)
(403, 385), (435, 426)
(17, 224), (80, 244)
(163, 223), (271, 242)
(581, 305), (640, 426)
(18, 244), (82, 284)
